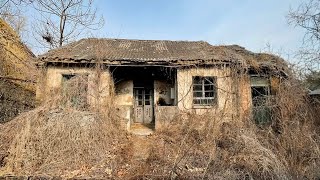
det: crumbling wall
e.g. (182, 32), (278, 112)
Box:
(114, 80), (134, 129)
(37, 66), (111, 108)
(154, 80), (174, 105)
(238, 74), (252, 119)
(115, 80), (133, 106)
(0, 18), (37, 123)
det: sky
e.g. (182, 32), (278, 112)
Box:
(22, 0), (306, 62)
(90, 0), (305, 62)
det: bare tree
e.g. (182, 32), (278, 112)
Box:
(33, 0), (104, 49)
(288, 0), (320, 72)
(0, 0), (31, 36)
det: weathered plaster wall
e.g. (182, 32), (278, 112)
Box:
(154, 80), (173, 105)
(114, 80), (134, 129)
(115, 80), (133, 106)
(177, 66), (237, 117)
(238, 75), (281, 121)
(239, 74), (252, 119)
(38, 66), (111, 108)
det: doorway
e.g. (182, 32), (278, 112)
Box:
(133, 81), (154, 124)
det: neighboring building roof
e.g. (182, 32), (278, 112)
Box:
(309, 88), (320, 95)
(309, 85), (320, 95)
(38, 38), (287, 72)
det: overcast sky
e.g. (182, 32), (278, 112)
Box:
(24, 0), (306, 62)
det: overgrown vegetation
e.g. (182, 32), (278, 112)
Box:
(0, 64), (319, 179)
(0, 74), (128, 179)
(0, 1), (319, 179)
(115, 71), (320, 179)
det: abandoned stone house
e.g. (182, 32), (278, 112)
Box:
(36, 38), (287, 130)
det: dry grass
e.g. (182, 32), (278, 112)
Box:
(0, 68), (319, 179)
(0, 74), (128, 179)
(122, 77), (320, 180)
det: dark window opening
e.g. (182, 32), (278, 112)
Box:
(251, 76), (271, 125)
(62, 74), (75, 81)
(62, 74), (88, 109)
(192, 76), (217, 106)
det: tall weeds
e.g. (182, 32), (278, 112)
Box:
(124, 71), (320, 179)
(0, 68), (127, 178)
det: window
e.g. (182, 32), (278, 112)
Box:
(250, 76), (271, 125)
(193, 76), (217, 106)
(62, 74), (88, 109)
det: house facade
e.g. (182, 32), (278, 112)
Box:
(36, 38), (287, 130)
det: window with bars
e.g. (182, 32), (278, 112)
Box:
(192, 76), (217, 106)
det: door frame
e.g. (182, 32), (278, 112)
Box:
(133, 80), (154, 124)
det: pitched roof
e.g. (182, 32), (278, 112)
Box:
(39, 38), (230, 64)
(39, 38), (287, 72)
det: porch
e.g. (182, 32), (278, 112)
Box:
(111, 66), (178, 132)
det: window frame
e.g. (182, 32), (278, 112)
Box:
(192, 76), (217, 107)
(250, 75), (272, 125)
(250, 76), (271, 107)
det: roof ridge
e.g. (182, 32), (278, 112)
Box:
(83, 37), (208, 43)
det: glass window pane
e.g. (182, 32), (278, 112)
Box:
(204, 77), (214, 85)
(201, 99), (207, 105)
(193, 76), (202, 84)
(193, 99), (201, 104)
(204, 85), (214, 91)
(251, 77), (269, 87)
(193, 92), (203, 97)
(193, 85), (202, 91)
(138, 100), (143, 105)
(145, 101), (150, 105)
(207, 99), (214, 104)
(145, 94), (150, 100)
(252, 87), (268, 97)
(205, 91), (214, 97)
